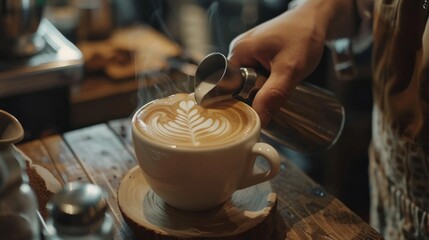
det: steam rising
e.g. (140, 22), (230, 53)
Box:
(134, 1), (230, 113)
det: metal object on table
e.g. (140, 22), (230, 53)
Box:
(45, 182), (114, 240)
(0, 18), (83, 98)
(194, 52), (345, 154)
(0, 0), (47, 57)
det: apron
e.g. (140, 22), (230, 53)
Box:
(370, 0), (429, 238)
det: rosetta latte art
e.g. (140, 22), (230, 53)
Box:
(135, 93), (256, 147)
(150, 100), (229, 145)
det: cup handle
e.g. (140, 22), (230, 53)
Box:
(238, 142), (281, 189)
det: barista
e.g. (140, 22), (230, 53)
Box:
(228, 0), (429, 239)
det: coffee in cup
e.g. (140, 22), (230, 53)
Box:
(132, 93), (280, 211)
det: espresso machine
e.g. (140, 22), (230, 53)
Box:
(0, 0), (83, 139)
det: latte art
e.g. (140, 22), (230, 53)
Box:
(148, 100), (229, 145)
(135, 93), (257, 147)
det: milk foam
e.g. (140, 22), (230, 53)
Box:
(135, 93), (256, 147)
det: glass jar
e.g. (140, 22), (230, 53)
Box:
(0, 146), (41, 240)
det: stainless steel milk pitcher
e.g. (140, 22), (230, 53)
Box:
(194, 52), (345, 154)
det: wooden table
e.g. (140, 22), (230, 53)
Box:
(18, 119), (383, 240)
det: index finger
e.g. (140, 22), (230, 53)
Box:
(252, 63), (298, 127)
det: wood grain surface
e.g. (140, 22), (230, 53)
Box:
(17, 119), (384, 240)
(118, 166), (277, 239)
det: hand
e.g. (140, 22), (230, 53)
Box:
(228, 0), (355, 127)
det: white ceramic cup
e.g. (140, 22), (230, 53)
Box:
(131, 93), (280, 211)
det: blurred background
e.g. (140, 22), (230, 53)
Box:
(0, 0), (373, 222)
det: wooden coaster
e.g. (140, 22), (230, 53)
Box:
(118, 166), (277, 239)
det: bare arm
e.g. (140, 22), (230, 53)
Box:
(228, 0), (357, 126)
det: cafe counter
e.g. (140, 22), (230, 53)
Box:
(18, 118), (383, 239)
